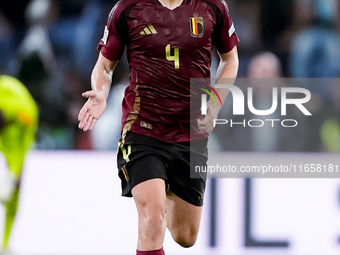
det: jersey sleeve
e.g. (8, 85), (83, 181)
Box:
(213, 0), (239, 54)
(97, 1), (128, 61)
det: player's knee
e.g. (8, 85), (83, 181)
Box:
(146, 215), (166, 234)
(172, 228), (198, 248)
(139, 205), (166, 230)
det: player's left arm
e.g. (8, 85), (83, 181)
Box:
(215, 45), (239, 102)
(197, 46), (239, 133)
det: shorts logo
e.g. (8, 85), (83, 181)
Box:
(198, 190), (204, 200)
(190, 16), (204, 37)
(140, 121), (152, 129)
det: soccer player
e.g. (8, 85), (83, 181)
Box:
(78, 0), (239, 254)
(0, 75), (38, 254)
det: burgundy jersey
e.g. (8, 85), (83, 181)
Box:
(98, 0), (239, 143)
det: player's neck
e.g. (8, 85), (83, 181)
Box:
(157, 0), (184, 10)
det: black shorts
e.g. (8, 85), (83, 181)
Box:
(117, 131), (208, 206)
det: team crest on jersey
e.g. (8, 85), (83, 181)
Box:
(190, 16), (204, 37)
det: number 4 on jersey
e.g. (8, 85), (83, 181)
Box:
(165, 44), (179, 69)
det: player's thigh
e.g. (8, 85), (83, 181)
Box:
(166, 190), (203, 237)
(132, 178), (167, 218)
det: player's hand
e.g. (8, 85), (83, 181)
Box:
(78, 90), (107, 131)
(197, 100), (221, 133)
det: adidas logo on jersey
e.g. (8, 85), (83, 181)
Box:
(140, 24), (157, 35)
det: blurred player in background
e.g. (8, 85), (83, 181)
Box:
(78, 0), (239, 254)
(0, 75), (38, 255)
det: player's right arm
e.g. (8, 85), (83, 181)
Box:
(78, 53), (117, 131)
(78, 0), (128, 132)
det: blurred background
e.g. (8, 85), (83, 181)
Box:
(1, 0), (340, 151)
(0, 0), (340, 254)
